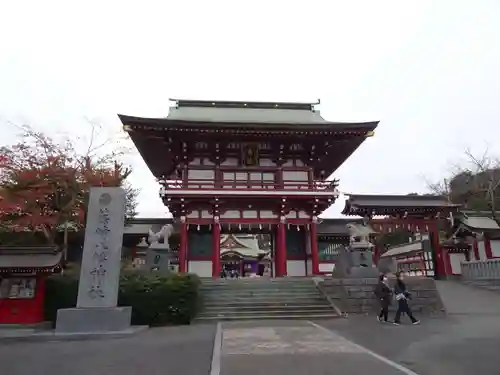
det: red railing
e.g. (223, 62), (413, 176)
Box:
(161, 179), (339, 192)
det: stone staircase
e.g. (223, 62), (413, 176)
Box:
(196, 277), (339, 321)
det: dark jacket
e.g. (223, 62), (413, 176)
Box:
(375, 281), (392, 302)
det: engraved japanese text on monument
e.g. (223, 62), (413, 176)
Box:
(76, 188), (126, 308)
(87, 207), (111, 300)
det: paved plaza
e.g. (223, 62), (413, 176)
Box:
(219, 320), (414, 375)
(0, 324), (216, 375)
(1, 281), (500, 375)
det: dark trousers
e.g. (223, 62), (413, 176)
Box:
(394, 299), (417, 323)
(378, 299), (389, 321)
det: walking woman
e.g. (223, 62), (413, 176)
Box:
(375, 274), (392, 322)
(393, 272), (420, 325)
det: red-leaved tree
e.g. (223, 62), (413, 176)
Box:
(0, 125), (138, 256)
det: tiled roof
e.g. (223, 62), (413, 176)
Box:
(317, 218), (364, 235)
(460, 216), (500, 231)
(220, 234), (268, 258)
(162, 99), (376, 126)
(381, 242), (422, 258)
(119, 99), (378, 129)
(342, 194), (461, 215)
(0, 246), (62, 270)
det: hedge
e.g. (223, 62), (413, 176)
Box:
(44, 272), (201, 326)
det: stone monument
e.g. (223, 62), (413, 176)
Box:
(56, 187), (133, 334)
(332, 221), (380, 278)
(146, 224), (174, 272)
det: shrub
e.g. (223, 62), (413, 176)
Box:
(44, 272), (201, 326)
(44, 274), (79, 324)
(118, 272), (201, 326)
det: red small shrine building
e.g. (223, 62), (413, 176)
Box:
(0, 246), (62, 324)
(342, 194), (463, 278)
(452, 212), (500, 261)
(121, 99), (378, 277)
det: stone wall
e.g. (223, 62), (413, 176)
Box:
(318, 277), (445, 315)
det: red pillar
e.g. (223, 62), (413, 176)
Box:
(484, 237), (493, 259)
(277, 218), (287, 276)
(32, 275), (46, 323)
(473, 239), (480, 261)
(430, 224), (446, 278)
(212, 220), (221, 278)
(179, 220), (188, 273)
(310, 221), (320, 275)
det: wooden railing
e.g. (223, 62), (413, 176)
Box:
(162, 179), (339, 192)
(461, 259), (500, 279)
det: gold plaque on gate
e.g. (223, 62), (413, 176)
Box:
(241, 144), (259, 166)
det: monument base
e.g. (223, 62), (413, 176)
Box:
(55, 306), (132, 334)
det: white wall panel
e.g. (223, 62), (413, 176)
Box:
(188, 261), (212, 277)
(287, 260), (306, 276)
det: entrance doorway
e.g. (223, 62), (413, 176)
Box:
(219, 227), (273, 277)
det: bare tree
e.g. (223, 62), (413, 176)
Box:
(428, 148), (500, 225)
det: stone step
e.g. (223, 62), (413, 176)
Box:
(203, 304), (332, 312)
(198, 307), (336, 317)
(195, 312), (339, 321)
(203, 298), (330, 306)
(201, 288), (318, 295)
(201, 283), (316, 289)
(203, 299), (329, 307)
(201, 288), (318, 294)
(198, 277), (335, 321)
(202, 284), (317, 291)
(200, 277), (313, 282)
(202, 292), (322, 300)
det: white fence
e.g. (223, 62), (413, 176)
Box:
(461, 259), (500, 279)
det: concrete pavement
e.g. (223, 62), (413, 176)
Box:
(435, 279), (500, 315)
(1, 280), (500, 375)
(218, 320), (417, 375)
(317, 280), (500, 375)
(0, 324), (216, 375)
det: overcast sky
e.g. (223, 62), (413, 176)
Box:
(1, 0), (499, 218)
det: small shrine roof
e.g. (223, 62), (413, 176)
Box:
(342, 194), (461, 216)
(440, 238), (471, 250)
(381, 241), (423, 258)
(220, 234), (268, 259)
(0, 246), (62, 272)
(317, 219), (360, 235)
(317, 218), (377, 236)
(457, 214), (500, 232)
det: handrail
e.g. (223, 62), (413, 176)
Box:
(162, 179), (339, 191)
(461, 259), (500, 280)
